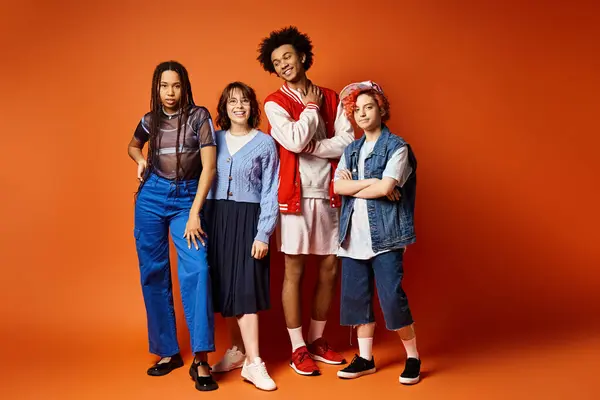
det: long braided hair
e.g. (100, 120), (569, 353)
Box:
(139, 61), (195, 194)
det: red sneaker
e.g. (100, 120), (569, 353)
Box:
(307, 337), (347, 365)
(290, 346), (320, 376)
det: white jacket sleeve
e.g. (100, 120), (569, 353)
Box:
(308, 101), (355, 159)
(264, 101), (321, 153)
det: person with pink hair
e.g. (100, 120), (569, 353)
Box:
(334, 81), (421, 385)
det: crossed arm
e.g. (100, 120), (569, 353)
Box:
(334, 171), (400, 200)
(333, 149), (405, 200)
(265, 100), (355, 158)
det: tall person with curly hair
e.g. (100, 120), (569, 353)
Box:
(205, 82), (279, 391)
(127, 61), (219, 391)
(257, 26), (354, 376)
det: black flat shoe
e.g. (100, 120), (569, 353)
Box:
(146, 353), (184, 376)
(189, 359), (218, 391)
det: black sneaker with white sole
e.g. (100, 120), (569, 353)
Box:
(399, 357), (421, 385)
(337, 355), (376, 379)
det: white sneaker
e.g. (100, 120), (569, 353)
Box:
(241, 357), (277, 391)
(211, 346), (245, 373)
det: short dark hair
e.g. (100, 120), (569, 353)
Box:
(257, 26), (314, 73)
(216, 82), (261, 131)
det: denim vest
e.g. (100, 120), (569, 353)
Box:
(339, 126), (417, 252)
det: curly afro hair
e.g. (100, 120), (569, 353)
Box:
(257, 26), (314, 74)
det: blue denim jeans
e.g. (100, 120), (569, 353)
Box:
(340, 250), (413, 330)
(134, 173), (215, 356)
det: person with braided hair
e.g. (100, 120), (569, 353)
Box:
(127, 61), (218, 391)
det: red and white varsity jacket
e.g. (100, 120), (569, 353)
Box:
(264, 83), (354, 214)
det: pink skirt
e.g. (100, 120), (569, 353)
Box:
(276, 198), (340, 255)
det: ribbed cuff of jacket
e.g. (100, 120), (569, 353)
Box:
(254, 231), (269, 244)
(303, 141), (316, 153)
(305, 102), (320, 111)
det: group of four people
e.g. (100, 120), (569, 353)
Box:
(127, 26), (420, 392)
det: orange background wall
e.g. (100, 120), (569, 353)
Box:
(1, 0), (599, 398)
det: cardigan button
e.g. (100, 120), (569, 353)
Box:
(228, 192), (233, 196)
(226, 157), (231, 162)
(228, 176), (233, 181)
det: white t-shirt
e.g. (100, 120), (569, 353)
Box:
(226, 129), (258, 156)
(334, 141), (412, 260)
